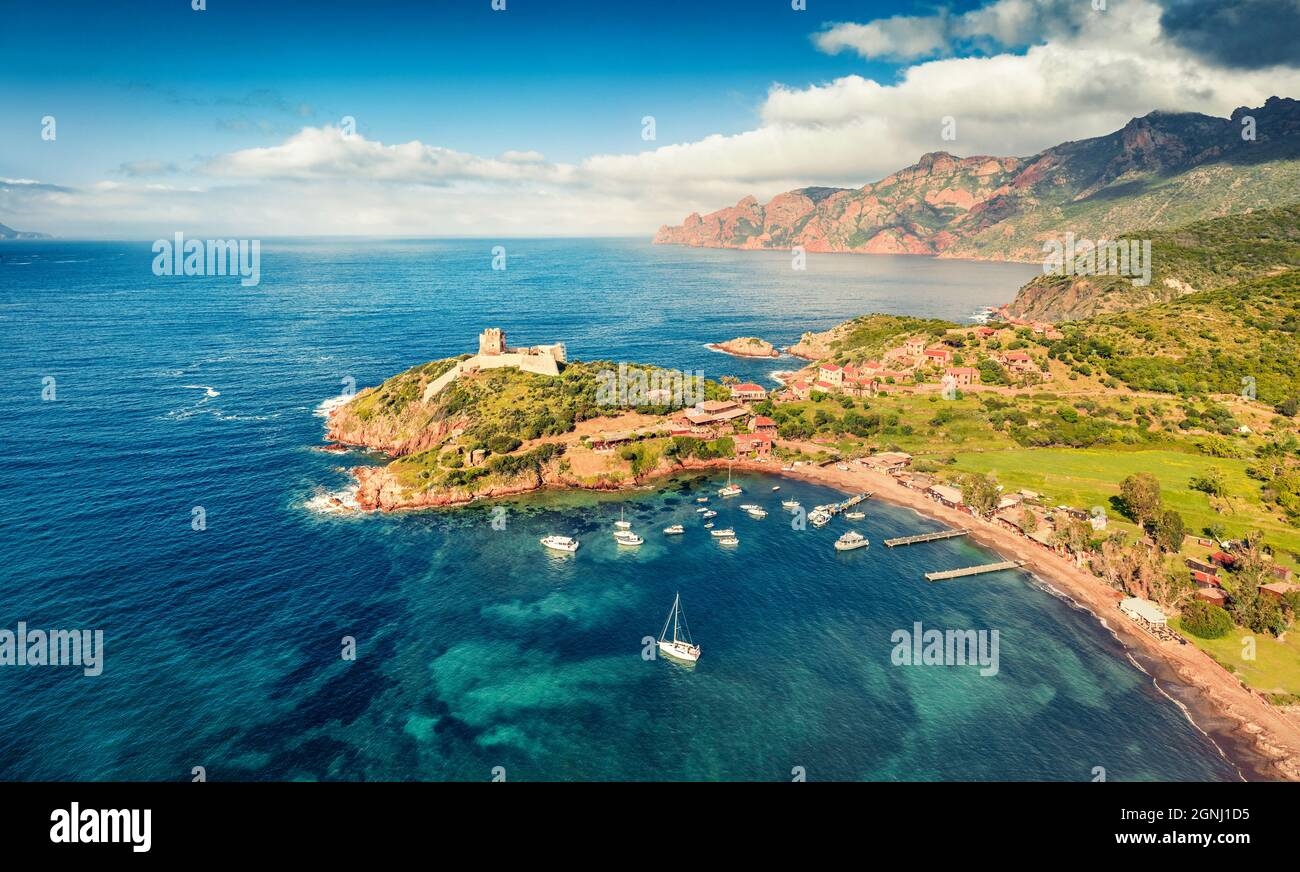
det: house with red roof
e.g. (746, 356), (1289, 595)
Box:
(729, 382), (767, 402)
(748, 415), (777, 434)
(945, 366), (980, 386)
(817, 363), (844, 386)
(923, 347), (953, 365)
(733, 433), (772, 459)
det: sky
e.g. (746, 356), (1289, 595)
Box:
(2, 0), (1298, 238)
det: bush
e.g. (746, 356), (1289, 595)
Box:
(1180, 600), (1233, 639)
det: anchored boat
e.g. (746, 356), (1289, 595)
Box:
(540, 535), (579, 553)
(834, 530), (869, 551)
(663, 524), (685, 535)
(657, 593), (701, 663)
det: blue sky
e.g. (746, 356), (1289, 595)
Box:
(2, 0), (948, 183)
(1, 0), (1294, 237)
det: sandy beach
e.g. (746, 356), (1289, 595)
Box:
(769, 457), (1300, 782)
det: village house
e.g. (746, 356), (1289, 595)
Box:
(817, 364), (844, 386)
(748, 415), (777, 434)
(923, 347), (954, 366)
(729, 382), (767, 402)
(975, 326), (998, 339)
(733, 432), (773, 459)
(788, 380), (811, 401)
(861, 451), (912, 474)
(1261, 582), (1300, 601)
(903, 337), (927, 356)
(927, 483), (964, 508)
(999, 351), (1036, 372)
(1196, 587), (1228, 606)
(945, 366), (980, 387)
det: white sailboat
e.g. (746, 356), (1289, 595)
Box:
(717, 464), (742, 497)
(614, 506), (632, 530)
(657, 593), (701, 663)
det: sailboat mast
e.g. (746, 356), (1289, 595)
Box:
(672, 593), (681, 643)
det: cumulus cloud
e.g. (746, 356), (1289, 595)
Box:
(8, 0), (1300, 237)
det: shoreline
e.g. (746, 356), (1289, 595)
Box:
(327, 447), (1300, 780)
(773, 459), (1300, 782)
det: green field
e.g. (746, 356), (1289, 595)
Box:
(1170, 618), (1300, 699)
(950, 447), (1300, 563)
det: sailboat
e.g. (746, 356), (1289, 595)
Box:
(717, 463), (742, 497)
(614, 506), (632, 530)
(657, 593), (701, 663)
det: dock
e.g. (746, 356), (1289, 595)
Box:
(924, 560), (1026, 582)
(884, 528), (970, 547)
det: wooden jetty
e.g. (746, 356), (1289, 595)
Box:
(884, 528), (969, 547)
(925, 560), (1026, 582)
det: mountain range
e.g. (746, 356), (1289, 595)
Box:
(0, 222), (50, 240)
(654, 97), (1300, 262)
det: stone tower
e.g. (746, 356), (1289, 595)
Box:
(479, 327), (505, 356)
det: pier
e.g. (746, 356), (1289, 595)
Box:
(884, 529), (970, 547)
(924, 560), (1026, 582)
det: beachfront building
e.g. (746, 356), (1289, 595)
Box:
(927, 483), (964, 508)
(1119, 597), (1167, 627)
(733, 433), (772, 459)
(861, 451), (912, 474)
(729, 382), (767, 402)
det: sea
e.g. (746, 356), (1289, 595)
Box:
(0, 238), (1243, 780)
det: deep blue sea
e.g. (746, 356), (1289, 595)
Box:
(0, 238), (1241, 780)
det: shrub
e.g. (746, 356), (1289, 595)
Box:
(1180, 600), (1233, 639)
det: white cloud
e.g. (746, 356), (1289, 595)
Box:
(7, 0), (1300, 237)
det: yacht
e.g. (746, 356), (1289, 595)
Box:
(701, 509), (717, 519)
(613, 529), (644, 546)
(663, 524), (685, 535)
(540, 535), (579, 553)
(844, 511), (866, 520)
(746, 507), (768, 519)
(614, 506), (632, 530)
(695, 507), (711, 513)
(717, 464), (742, 497)
(781, 499), (801, 509)
(717, 536), (739, 546)
(709, 528), (736, 538)
(738, 503), (760, 511)
(657, 593), (701, 663)
(834, 530), (870, 551)
(704, 522), (715, 529)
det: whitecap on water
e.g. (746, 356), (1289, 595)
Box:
(304, 487), (361, 515)
(314, 394), (353, 419)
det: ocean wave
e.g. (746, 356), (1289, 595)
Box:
(182, 384), (221, 398)
(304, 487), (361, 515)
(314, 393), (353, 419)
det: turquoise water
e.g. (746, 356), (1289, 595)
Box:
(0, 239), (1238, 780)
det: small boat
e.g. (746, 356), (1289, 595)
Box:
(657, 593), (701, 663)
(717, 536), (739, 546)
(540, 535), (579, 553)
(834, 530), (869, 551)
(704, 522), (715, 529)
(844, 511), (866, 520)
(772, 486), (781, 491)
(696, 497), (710, 503)
(696, 507), (711, 513)
(614, 506), (632, 530)
(710, 528), (736, 538)
(614, 529), (644, 546)
(738, 503), (760, 511)
(746, 507), (767, 519)
(781, 499), (800, 509)
(701, 510), (717, 519)
(809, 510), (831, 527)
(717, 464), (742, 497)
(663, 524), (685, 535)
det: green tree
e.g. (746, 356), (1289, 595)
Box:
(1153, 508), (1187, 553)
(959, 472), (1001, 518)
(1119, 472), (1162, 526)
